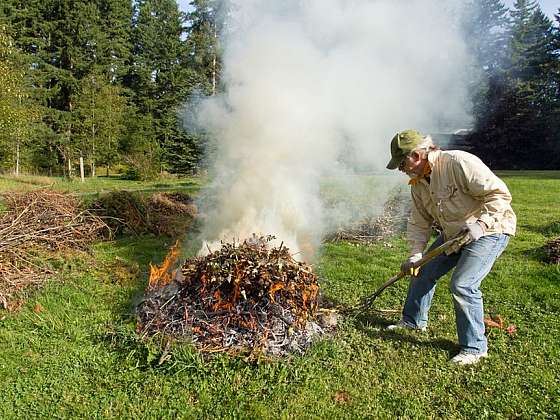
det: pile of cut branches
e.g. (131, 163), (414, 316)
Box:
(0, 190), (110, 307)
(0, 190), (109, 253)
(92, 191), (197, 237)
(544, 236), (560, 264)
(138, 236), (334, 357)
(327, 192), (409, 244)
(148, 193), (197, 237)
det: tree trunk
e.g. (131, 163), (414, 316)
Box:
(212, 22), (218, 96)
(91, 119), (96, 177)
(15, 141), (20, 176)
(79, 155), (85, 182)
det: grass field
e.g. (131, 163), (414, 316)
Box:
(0, 172), (559, 418)
(0, 174), (203, 195)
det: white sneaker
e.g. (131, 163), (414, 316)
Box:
(450, 351), (488, 365)
(386, 320), (427, 332)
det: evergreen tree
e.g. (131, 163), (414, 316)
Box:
(74, 72), (129, 176)
(3, 0), (132, 176)
(463, 0), (511, 74)
(468, 1), (559, 169)
(186, 0), (225, 95)
(96, 0), (133, 81)
(0, 25), (37, 174)
(462, 0), (511, 142)
(127, 0), (200, 175)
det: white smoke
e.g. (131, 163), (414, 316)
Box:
(190, 0), (471, 260)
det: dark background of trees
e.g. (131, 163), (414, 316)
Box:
(463, 0), (559, 169)
(0, 0), (558, 177)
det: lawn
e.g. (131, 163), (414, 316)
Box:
(0, 172), (558, 418)
(0, 173), (203, 195)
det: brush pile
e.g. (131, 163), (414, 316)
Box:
(0, 190), (109, 252)
(92, 191), (197, 237)
(137, 236), (334, 357)
(327, 192), (409, 243)
(0, 190), (110, 307)
(544, 236), (560, 264)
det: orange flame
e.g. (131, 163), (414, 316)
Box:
(268, 282), (284, 301)
(149, 240), (181, 289)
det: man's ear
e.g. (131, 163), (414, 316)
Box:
(410, 151), (421, 162)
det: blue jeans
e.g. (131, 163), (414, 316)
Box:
(401, 233), (510, 354)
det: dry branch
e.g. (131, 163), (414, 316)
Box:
(138, 235), (335, 357)
(0, 190), (110, 305)
(326, 192), (409, 244)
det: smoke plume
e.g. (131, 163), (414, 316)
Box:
(189, 0), (471, 260)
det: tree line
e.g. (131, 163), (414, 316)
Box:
(0, 0), (221, 179)
(464, 0), (560, 169)
(0, 0), (559, 178)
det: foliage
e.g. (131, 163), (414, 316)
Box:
(0, 25), (37, 172)
(74, 73), (129, 176)
(127, 0), (200, 175)
(1, 0), (559, 174)
(466, 1), (560, 169)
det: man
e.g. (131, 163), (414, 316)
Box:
(385, 129), (516, 365)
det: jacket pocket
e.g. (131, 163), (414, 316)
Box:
(435, 185), (461, 222)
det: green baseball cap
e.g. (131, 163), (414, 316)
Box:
(386, 129), (424, 170)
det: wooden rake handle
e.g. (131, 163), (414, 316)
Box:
(356, 232), (470, 312)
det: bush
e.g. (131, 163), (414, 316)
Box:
(122, 154), (159, 181)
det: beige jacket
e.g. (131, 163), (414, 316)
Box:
(407, 150), (516, 255)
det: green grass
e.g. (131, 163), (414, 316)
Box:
(1, 172), (559, 418)
(0, 174), (204, 195)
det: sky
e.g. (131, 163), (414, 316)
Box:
(505, 0), (558, 17)
(178, 0), (559, 18)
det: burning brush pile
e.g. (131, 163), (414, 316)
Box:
(137, 236), (335, 357)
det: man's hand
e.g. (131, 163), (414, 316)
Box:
(401, 253), (422, 276)
(462, 221), (486, 242)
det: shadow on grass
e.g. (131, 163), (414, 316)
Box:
(533, 220), (560, 237)
(179, 180), (198, 186)
(351, 312), (458, 356)
(522, 245), (549, 263)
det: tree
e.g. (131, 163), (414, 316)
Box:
(462, 0), (511, 144)
(463, 0), (511, 74)
(96, 0), (133, 81)
(126, 0), (200, 175)
(74, 72), (128, 176)
(185, 0), (226, 96)
(0, 25), (36, 174)
(467, 0), (559, 169)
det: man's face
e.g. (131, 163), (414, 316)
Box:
(398, 152), (425, 178)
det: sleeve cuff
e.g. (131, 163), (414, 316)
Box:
(478, 214), (494, 230)
(410, 242), (427, 255)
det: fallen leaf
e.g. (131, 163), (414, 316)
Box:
(505, 324), (517, 336)
(334, 390), (351, 405)
(8, 300), (24, 313)
(491, 314), (505, 329)
(485, 314), (505, 329)
(33, 303), (44, 314)
(484, 317), (502, 329)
